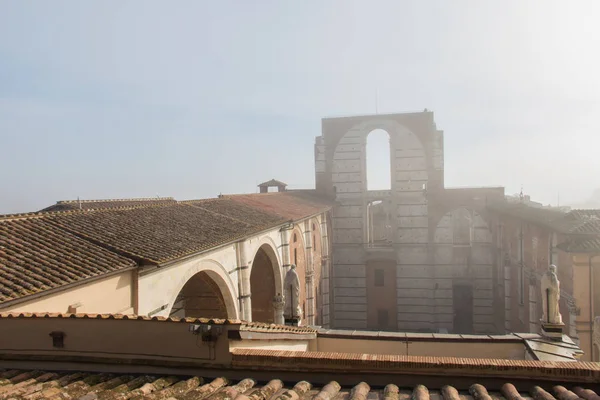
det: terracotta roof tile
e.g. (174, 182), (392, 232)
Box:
(0, 312), (317, 334)
(0, 367), (598, 399)
(230, 349), (600, 381)
(45, 203), (282, 264)
(0, 217), (136, 305)
(226, 191), (333, 221)
(557, 237), (600, 254)
(182, 198), (286, 227)
(258, 179), (288, 187)
(39, 197), (177, 212)
(487, 202), (571, 232)
(489, 202), (600, 237)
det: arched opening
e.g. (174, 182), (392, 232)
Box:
(366, 129), (392, 191)
(367, 199), (393, 246)
(250, 244), (279, 323)
(169, 271), (232, 319)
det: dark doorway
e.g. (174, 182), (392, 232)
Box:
(453, 284), (473, 334)
(366, 261), (397, 330)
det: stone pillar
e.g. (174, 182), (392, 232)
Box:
(280, 225), (292, 271)
(273, 293), (285, 325)
(304, 220), (315, 326)
(236, 240), (252, 321)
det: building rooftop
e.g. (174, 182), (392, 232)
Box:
(0, 216), (136, 306)
(0, 366), (599, 400)
(0, 312), (597, 397)
(225, 191), (334, 221)
(0, 192), (332, 307)
(488, 202), (600, 236)
(39, 197), (177, 212)
(257, 179), (288, 187)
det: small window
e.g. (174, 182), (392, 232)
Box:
(312, 223), (316, 231)
(377, 309), (389, 328)
(313, 235), (316, 248)
(294, 248), (297, 266)
(374, 269), (385, 287)
(49, 331), (65, 348)
(293, 233), (297, 243)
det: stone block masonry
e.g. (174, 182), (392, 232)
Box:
(317, 111), (504, 334)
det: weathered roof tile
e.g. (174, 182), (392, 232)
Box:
(0, 217), (136, 305)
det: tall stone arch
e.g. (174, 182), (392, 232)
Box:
(249, 242), (282, 323)
(167, 260), (238, 319)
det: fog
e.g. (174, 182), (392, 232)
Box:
(1, 1), (599, 214)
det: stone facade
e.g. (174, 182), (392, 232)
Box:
(486, 212), (576, 337)
(315, 111), (505, 333)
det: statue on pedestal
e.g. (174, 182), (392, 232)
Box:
(284, 264), (302, 324)
(540, 264), (563, 325)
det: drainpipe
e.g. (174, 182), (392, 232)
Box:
(590, 254), (598, 361)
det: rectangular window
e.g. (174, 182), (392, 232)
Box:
(377, 309), (389, 328)
(294, 249), (297, 266)
(374, 269), (385, 287)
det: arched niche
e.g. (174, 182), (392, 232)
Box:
(249, 243), (281, 323)
(168, 266), (237, 319)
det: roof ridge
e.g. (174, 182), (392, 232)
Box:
(56, 197), (175, 204)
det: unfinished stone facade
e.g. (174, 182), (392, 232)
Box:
(315, 111), (505, 333)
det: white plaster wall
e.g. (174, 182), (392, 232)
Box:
(230, 339), (309, 352)
(138, 218), (327, 322)
(138, 244), (240, 318)
(1, 272), (133, 314)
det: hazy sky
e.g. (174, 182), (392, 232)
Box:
(1, 1), (599, 214)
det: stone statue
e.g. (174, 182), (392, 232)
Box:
(284, 264), (302, 321)
(540, 264), (563, 325)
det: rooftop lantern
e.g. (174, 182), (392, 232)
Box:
(258, 179), (288, 193)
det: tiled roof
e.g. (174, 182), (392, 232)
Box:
(488, 202), (600, 236)
(181, 198), (286, 227)
(1, 365), (599, 399)
(258, 179), (287, 187)
(557, 237), (600, 254)
(0, 312), (318, 334)
(564, 209), (600, 235)
(567, 209), (600, 220)
(487, 201), (570, 231)
(39, 197), (176, 212)
(231, 348), (600, 382)
(0, 216), (136, 305)
(0, 191), (334, 302)
(45, 203), (283, 265)
(227, 191), (333, 221)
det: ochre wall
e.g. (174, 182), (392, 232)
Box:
(573, 254), (600, 361)
(0, 271), (134, 314)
